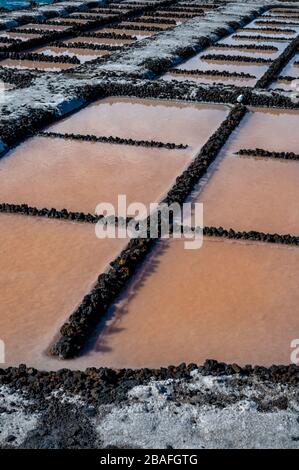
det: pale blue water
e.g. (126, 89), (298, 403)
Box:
(0, 0), (53, 10)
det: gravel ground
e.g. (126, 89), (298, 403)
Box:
(1, 361), (299, 449)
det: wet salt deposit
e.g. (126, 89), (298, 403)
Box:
(120, 21), (172, 29)
(0, 214), (127, 368)
(219, 36), (288, 54)
(193, 109), (299, 234)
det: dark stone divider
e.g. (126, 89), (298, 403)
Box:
(0, 202), (129, 225)
(244, 26), (296, 33)
(2, 202), (298, 249)
(203, 226), (299, 246)
(39, 131), (188, 149)
(80, 77), (298, 109)
(236, 148), (299, 160)
(147, 11), (199, 19)
(80, 31), (137, 40)
(0, 66), (37, 87)
(169, 68), (256, 78)
(104, 23), (170, 32)
(213, 43), (278, 52)
(51, 41), (123, 51)
(255, 19), (299, 27)
(232, 34), (291, 41)
(266, 15), (299, 20)
(118, 16), (177, 25)
(201, 53), (272, 64)
(0, 202), (100, 223)
(0, 51), (81, 64)
(279, 74), (299, 81)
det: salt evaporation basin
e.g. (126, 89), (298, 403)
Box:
(100, 27), (153, 38)
(170, 51), (269, 81)
(161, 73), (255, 88)
(34, 46), (108, 62)
(193, 108), (299, 234)
(48, 97), (228, 152)
(0, 214), (127, 367)
(0, 138), (193, 214)
(35, 238), (299, 370)
(0, 59), (75, 71)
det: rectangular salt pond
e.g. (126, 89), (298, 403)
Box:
(271, 54), (299, 91)
(48, 18), (91, 25)
(48, 97), (228, 151)
(34, 46), (108, 63)
(197, 46), (274, 61)
(120, 21), (173, 29)
(91, 7), (130, 13)
(0, 59), (75, 71)
(0, 138), (193, 214)
(161, 73), (256, 88)
(0, 214), (127, 368)
(69, 12), (119, 18)
(232, 34), (290, 43)
(270, 80), (298, 92)
(254, 21), (299, 31)
(208, 44), (281, 59)
(217, 36), (288, 56)
(36, 238), (299, 370)
(193, 108), (299, 234)
(0, 32), (43, 41)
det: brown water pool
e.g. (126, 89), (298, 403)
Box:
(32, 238), (299, 370)
(0, 214), (127, 368)
(193, 108), (299, 234)
(0, 138), (193, 214)
(48, 97), (228, 151)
